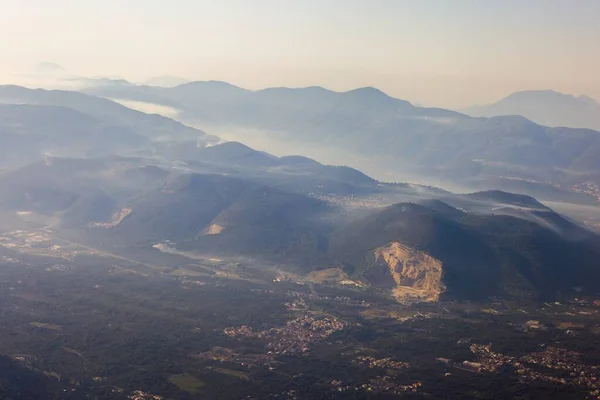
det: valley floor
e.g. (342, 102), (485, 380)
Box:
(1, 226), (600, 399)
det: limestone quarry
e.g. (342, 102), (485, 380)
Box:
(368, 242), (445, 302)
(92, 208), (132, 228)
(202, 224), (225, 235)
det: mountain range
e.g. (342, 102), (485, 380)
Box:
(463, 90), (600, 131)
(0, 85), (217, 144)
(2, 152), (599, 301)
(0, 104), (151, 168)
(1, 82), (600, 301)
(83, 82), (600, 204)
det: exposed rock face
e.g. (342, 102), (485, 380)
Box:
(202, 223), (225, 235)
(367, 242), (445, 302)
(92, 207), (132, 228)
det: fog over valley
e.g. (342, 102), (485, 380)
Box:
(2, 2), (600, 399)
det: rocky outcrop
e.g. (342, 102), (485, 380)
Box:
(366, 242), (445, 302)
(92, 207), (131, 228)
(202, 223), (225, 235)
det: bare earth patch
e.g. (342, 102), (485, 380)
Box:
(202, 224), (225, 235)
(372, 242), (445, 302)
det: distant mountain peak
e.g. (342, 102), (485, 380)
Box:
(345, 86), (392, 99)
(278, 155), (321, 167)
(346, 86), (388, 95)
(303, 85), (330, 92)
(463, 89), (600, 130)
(578, 94), (599, 106)
(504, 89), (593, 102)
(467, 190), (548, 210)
(175, 80), (247, 91)
(343, 86), (413, 107)
(208, 140), (255, 152)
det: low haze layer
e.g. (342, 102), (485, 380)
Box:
(2, 0), (600, 108)
(3, 2), (600, 399)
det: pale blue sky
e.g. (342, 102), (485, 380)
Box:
(1, 0), (599, 107)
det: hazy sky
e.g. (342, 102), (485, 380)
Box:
(2, 0), (600, 108)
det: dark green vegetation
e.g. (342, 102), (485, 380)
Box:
(330, 202), (600, 299)
(1, 82), (600, 399)
(1, 246), (599, 399)
(1, 154), (599, 300)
